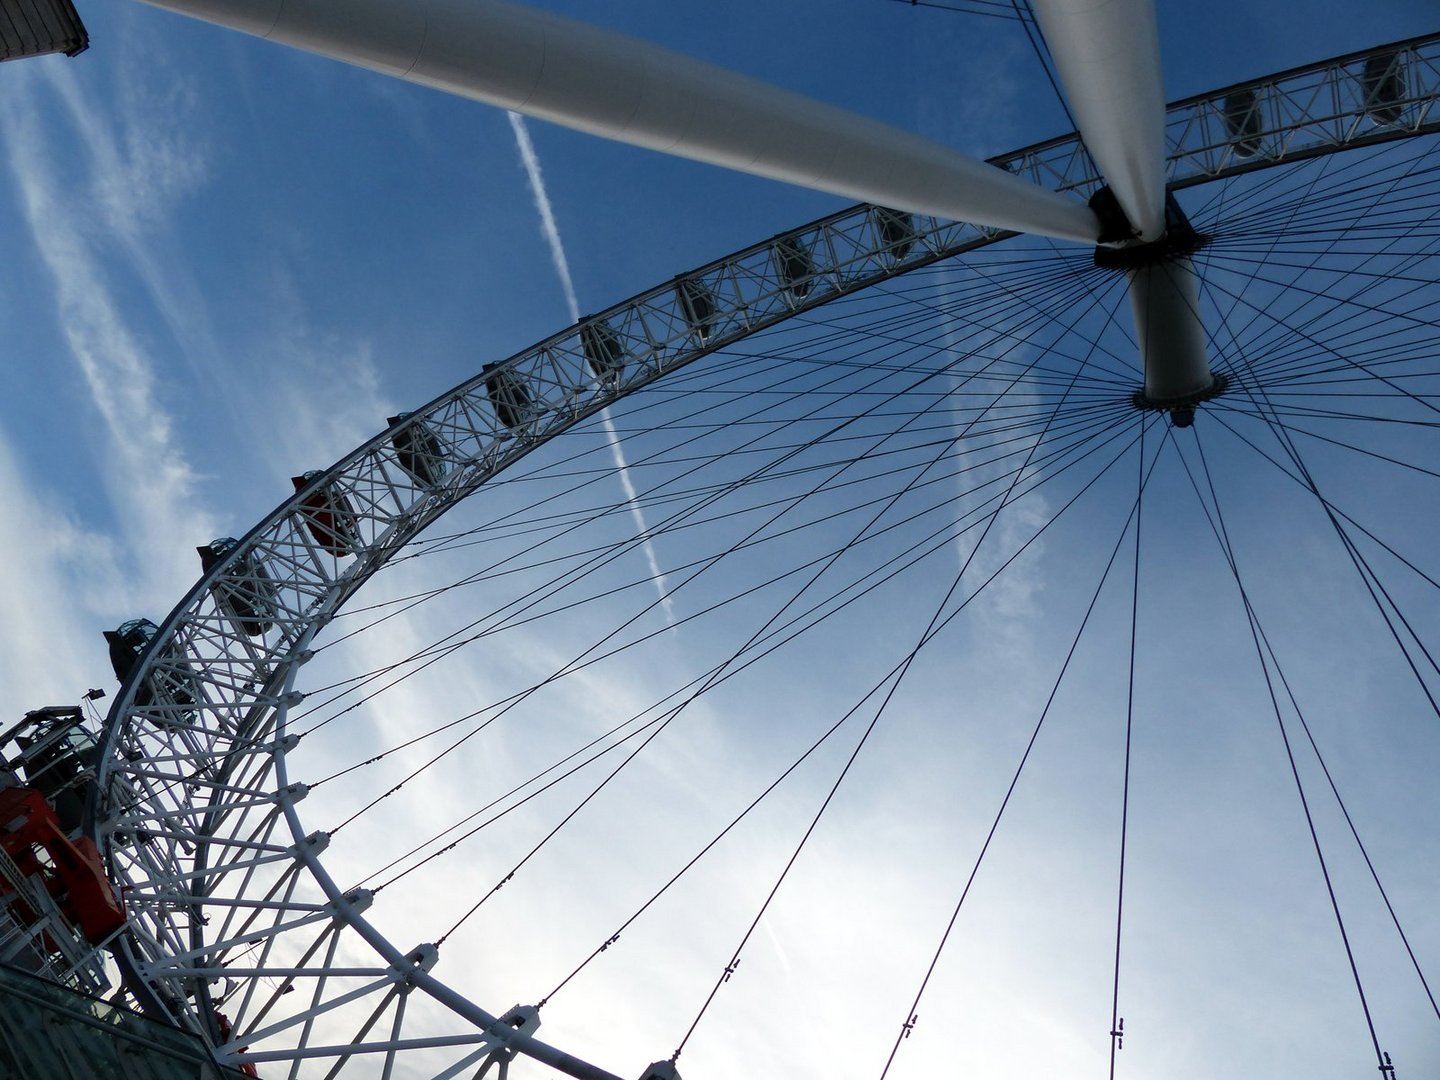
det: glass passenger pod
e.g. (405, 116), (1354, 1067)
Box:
(580, 318), (626, 388)
(386, 412), (449, 490)
(873, 206), (916, 262)
(8, 709), (99, 836)
(482, 362), (535, 431)
(772, 235), (814, 300)
(198, 537), (278, 637)
(103, 618), (202, 722)
(1362, 51), (1407, 124)
(1222, 88), (1264, 158)
(676, 277), (717, 342)
(104, 617), (157, 684)
(292, 471), (362, 557)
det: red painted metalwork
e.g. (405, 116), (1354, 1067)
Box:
(0, 785), (125, 944)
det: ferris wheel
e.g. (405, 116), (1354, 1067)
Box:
(83, 2), (1440, 1078)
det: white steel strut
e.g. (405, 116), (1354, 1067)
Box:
(1031, 0), (1221, 408)
(92, 14), (1439, 1080)
(1030, 0), (1216, 408)
(146, 0), (1215, 411)
(1029, 0), (1167, 240)
(140, 0), (1101, 244)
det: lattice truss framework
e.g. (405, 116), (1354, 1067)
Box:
(89, 34), (1440, 1079)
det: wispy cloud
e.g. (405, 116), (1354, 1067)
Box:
(0, 67), (219, 610)
(246, 263), (394, 478)
(40, 57), (260, 437)
(930, 261), (1051, 658)
(0, 431), (124, 701)
(22, 54), (396, 521)
(506, 111), (675, 620)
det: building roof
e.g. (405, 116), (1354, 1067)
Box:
(1, 0), (87, 62)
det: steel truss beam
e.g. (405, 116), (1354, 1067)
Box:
(91, 32), (1440, 1080)
(1001, 32), (1440, 197)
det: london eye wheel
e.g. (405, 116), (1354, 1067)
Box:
(87, 5), (1440, 1078)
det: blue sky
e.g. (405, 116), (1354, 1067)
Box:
(1, 2), (1438, 1078)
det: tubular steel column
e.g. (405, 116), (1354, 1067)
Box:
(1031, 0), (1216, 413)
(142, 0), (1101, 244)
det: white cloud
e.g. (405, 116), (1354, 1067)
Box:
(251, 280), (394, 479)
(39, 55), (251, 420)
(47, 54), (210, 235)
(0, 69), (219, 607)
(0, 432), (124, 702)
(31, 51), (396, 507)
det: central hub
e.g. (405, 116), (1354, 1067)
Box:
(1130, 373), (1230, 427)
(1091, 188), (1207, 267)
(1091, 188), (1219, 424)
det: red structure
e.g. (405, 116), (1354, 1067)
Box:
(0, 784), (125, 945)
(293, 472), (361, 557)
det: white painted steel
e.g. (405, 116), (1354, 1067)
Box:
(1128, 257), (1213, 403)
(264, 652), (629, 1080)
(1029, 0), (1168, 240)
(141, 0), (1101, 244)
(1029, 0), (1209, 398)
(90, 40), (1440, 1077)
(94, 196), (1022, 1080)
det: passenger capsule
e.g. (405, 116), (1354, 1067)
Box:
(103, 618), (201, 720)
(677, 277), (717, 342)
(105, 618), (157, 684)
(11, 707), (99, 835)
(874, 207), (916, 261)
(199, 536), (278, 637)
(293, 471), (361, 557)
(482, 362), (535, 431)
(387, 412), (448, 489)
(773, 237), (814, 300)
(1362, 51), (1405, 125)
(1222, 89), (1263, 158)
(580, 319), (626, 387)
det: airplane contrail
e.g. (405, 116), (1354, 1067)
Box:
(506, 112), (676, 621)
(507, 111), (580, 320)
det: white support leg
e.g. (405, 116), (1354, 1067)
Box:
(1029, 0), (1216, 411)
(1129, 256), (1212, 405)
(1028, 0), (1167, 241)
(140, 0), (1099, 244)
